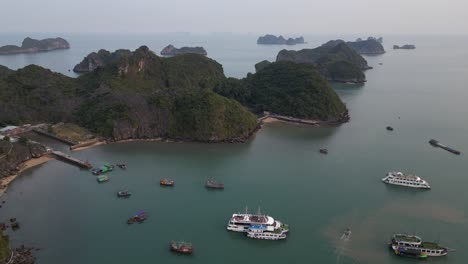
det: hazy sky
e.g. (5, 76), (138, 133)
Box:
(1, 0), (467, 34)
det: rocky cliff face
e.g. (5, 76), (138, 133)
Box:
(73, 49), (132, 73)
(276, 40), (368, 83)
(346, 37), (385, 55)
(0, 140), (47, 178)
(160, 45), (207, 56)
(257, 34), (305, 45)
(0, 37), (70, 55)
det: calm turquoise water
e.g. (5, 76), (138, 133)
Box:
(1, 34), (468, 264)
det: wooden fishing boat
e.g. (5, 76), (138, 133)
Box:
(160, 179), (175, 186)
(205, 179), (224, 189)
(170, 241), (193, 254)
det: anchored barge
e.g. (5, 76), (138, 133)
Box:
(429, 139), (461, 155)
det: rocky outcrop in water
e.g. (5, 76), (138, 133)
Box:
(346, 37), (385, 55)
(160, 45), (207, 56)
(393, 44), (416, 49)
(276, 40), (369, 83)
(257, 34), (305, 45)
(0, 37), (69, 55)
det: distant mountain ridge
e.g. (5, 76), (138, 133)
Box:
(257, 34), (305, 45)
(0, 37), (69, 55)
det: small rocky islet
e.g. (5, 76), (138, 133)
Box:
(393, 44), (416, 50)
(0, 37), (69, 55)
(160, 44), (207, 56)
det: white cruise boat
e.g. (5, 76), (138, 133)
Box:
(226, 208), (285, 233)
(246, 224), (289, 240)
(382, 172), (430, 189)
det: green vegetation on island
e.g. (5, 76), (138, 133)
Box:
(0, 231), (10, 264)
(0, 45), (350, 143)
(0, 46), (257, 142)
(215, 61), (348, 121)
(0, 37), (69, 55)
(276, 40), (370, 83)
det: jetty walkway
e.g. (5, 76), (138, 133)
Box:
(51, 150), (92, 169)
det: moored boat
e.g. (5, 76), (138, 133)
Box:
(96, 175), (109, 183)
(382, 171), (430, 189)
(160, 179), (175, 186)
(390, 234), (450, 257)
(246, 224), (289, 240)
(319, 148), (328, 154)
(340, 228), (352, 240)
(117, 190), (131, 198)
(116, 163), (127, 169)
(227, 207), (286, 233)
(170, 241), (193, 254)
(205, 179), (224, 189)
(92, 164), (114, 175)
(127, 211), (147, 224)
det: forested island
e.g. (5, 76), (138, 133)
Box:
(275, 40), (370, 83)
(160, 45), (207, 56)
(346, 37), (385, 55)
(0, 37), (69, 55)
(257, 34), (305, 45)
(0, 45), (348, 144)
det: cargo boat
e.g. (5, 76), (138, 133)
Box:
(429, 139), (461, 155)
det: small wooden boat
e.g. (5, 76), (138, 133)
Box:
(117, 190), (131, 198)
(127, 211), (147, 224)
(96, 175), (109, 183)
(160, 179), (175, 186)
(170, 241), (193, 254)
(319, 148), (328, 154)
(205, 179), (224, 189)
(116, 163), (127, 169)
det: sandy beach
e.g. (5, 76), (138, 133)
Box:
(0, 155), (53, 196)
(70, 140), (107, 152)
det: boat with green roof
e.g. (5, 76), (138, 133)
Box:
(390, 233), (452, 257)
(96, 175), (109, 183)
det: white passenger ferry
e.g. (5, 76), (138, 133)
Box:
(226, 208), (285, 233)
(382, 172), (430, 189)
(390, 234), (450, 258)
(246, 224), (289, 240)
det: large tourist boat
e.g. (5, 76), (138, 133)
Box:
(246, 224), (289, 240)
(390, 234), (450, 258)
(226, 208), (287, 233)
(382, 172), (430, 189)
